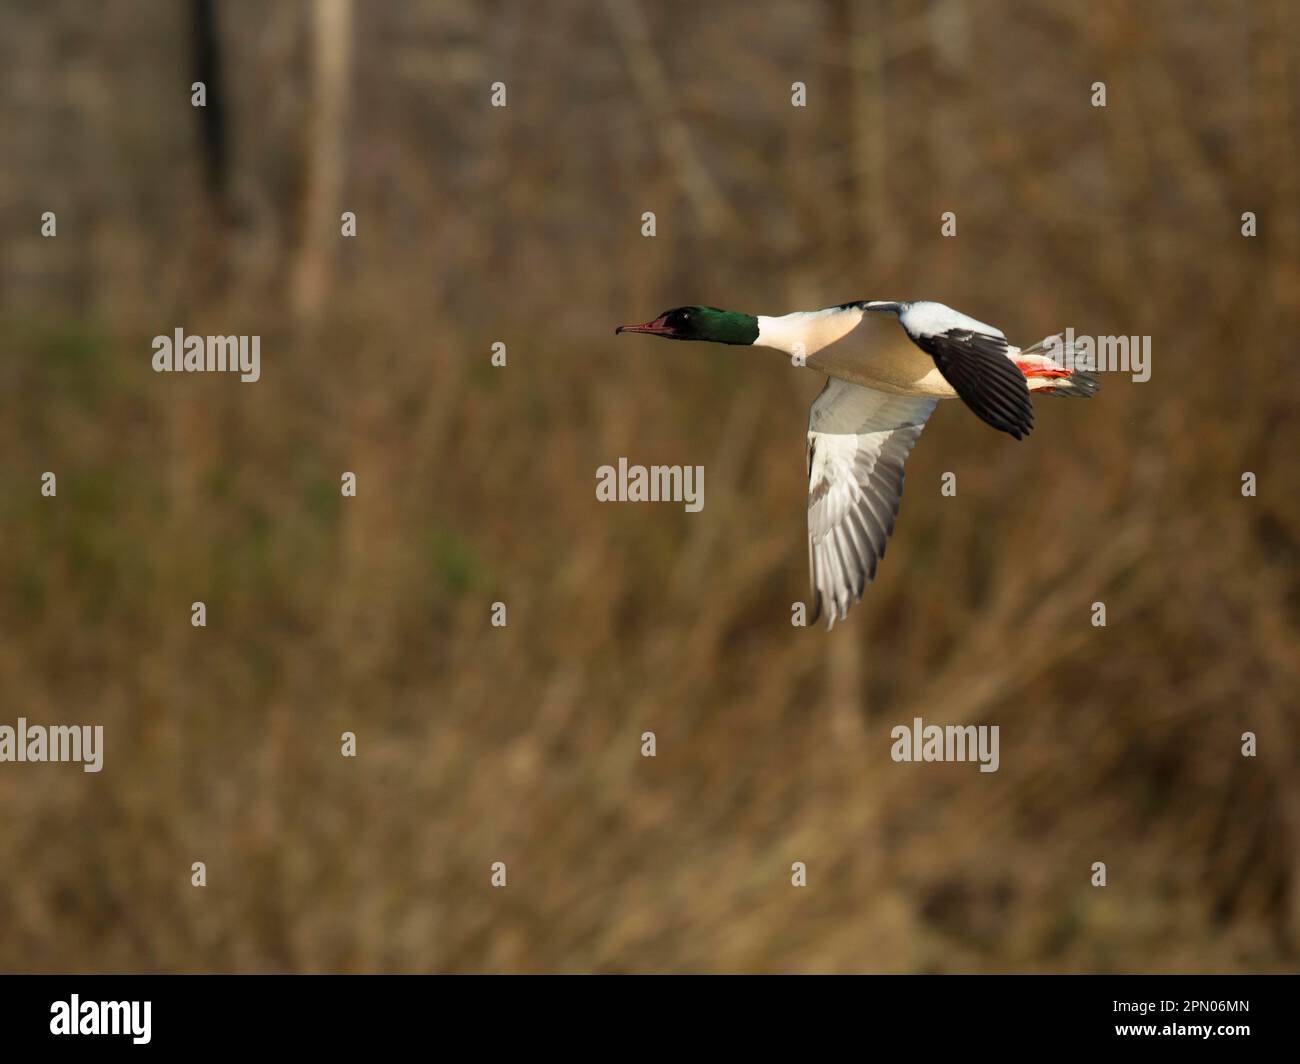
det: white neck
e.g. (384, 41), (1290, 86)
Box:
(755, 305), (865, 358)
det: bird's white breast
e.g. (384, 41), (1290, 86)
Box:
(809, 336), (958, 398)
(755, 306), (866, 358)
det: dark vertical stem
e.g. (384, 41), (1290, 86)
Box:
(192, 0), (228, 214)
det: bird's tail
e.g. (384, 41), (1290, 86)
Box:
(1014, 334), (1100, 397)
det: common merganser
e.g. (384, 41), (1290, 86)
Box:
(616, 300), (1098, 627)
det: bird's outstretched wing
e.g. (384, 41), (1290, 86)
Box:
(806, 379), (936, 628)
(911, 328), (1034, 439)
(875, 302), (1033, 439)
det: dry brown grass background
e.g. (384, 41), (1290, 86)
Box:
(1, 0), (1298, 972)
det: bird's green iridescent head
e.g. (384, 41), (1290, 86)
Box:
(616, 305), (759, 346)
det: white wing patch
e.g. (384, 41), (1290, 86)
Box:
(898, 300), (1004, 341)
(806, 379), (936, 628)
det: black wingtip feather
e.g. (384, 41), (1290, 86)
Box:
(917, 329), (1034, 439)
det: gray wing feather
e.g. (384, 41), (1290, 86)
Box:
(806, 379), (936, 628)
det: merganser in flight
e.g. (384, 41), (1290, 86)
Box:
(616, 300), (1098, 627)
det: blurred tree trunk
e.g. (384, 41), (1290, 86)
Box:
(292, 0), (353, 321)
(842, 0), (892, 267)
(192, 0), (228, 212)
(190, 0), (230, 301)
